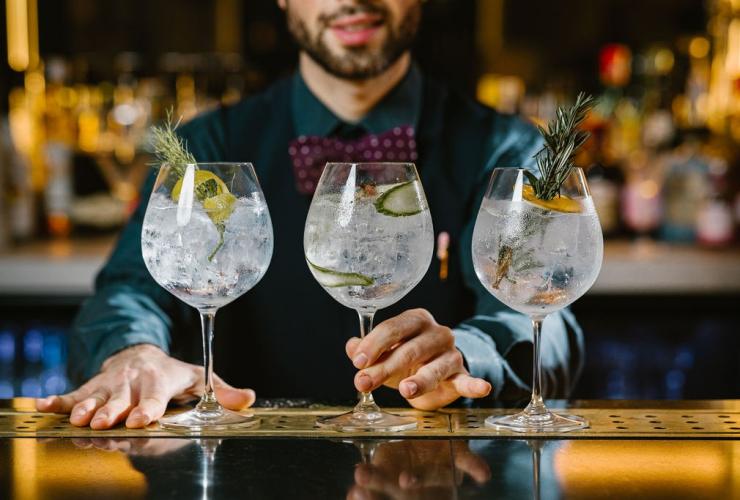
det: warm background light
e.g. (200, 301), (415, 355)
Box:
(5, 0), (39, 72)
(554, 441), (740, 499)
(12, 438), (147, 499)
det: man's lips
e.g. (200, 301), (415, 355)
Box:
(329, 13), (384, 46)
(329, 13), (383, 29)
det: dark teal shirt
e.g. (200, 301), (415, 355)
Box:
(70, 64), (584, 403)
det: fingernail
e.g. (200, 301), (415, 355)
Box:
(129, 409), (144, 421)
(404, 381), (418, 397)
(91, 413), (107, 426)
(73, 408), (87, 418)
(129, 410), (149, 426)
(357, 374), (372, 391)
(353, 353), (368, 369)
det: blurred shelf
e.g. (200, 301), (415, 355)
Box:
(0, 237), (738, 298)
(0, 236), (114, 297)
(591, 240), (740, 295)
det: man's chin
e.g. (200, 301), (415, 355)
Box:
(323, 37), (386, 59)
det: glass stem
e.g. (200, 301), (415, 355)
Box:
(531, 441), (542, 500)
(523, 316), (547, 417)
(354, 310), (380, 415)
(196, 309), (220, 413)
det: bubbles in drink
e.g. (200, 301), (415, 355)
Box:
(142, 193), (273, 310)
(304, 188), (434, 310)
(472, 198), (603, 317)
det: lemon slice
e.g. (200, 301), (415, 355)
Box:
(172, 170), (229, 202)
(522, 185), (581, 213)
(203, 192), (237, 224)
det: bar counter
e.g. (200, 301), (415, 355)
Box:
(1, 398), (738, 499)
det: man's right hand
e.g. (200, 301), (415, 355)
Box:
(35, 344), (256, 430)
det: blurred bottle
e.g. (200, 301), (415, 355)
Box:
(44, 142), (73, 237)
(660, 136), (712, 242)
(0, 120), (11, 250)
(588, 168), (622, 237)
(622, 152), (663, 239)
(696, 151), (734, 247)
(6, 90), (37, 242)
(581, 118), (623, 237)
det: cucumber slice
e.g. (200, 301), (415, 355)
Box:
(307, 259), (374, 287)
(374, 181), (423, 217)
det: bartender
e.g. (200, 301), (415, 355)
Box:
(37, 0), (583, 429)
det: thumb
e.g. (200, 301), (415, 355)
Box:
(212, 375), (256, 410)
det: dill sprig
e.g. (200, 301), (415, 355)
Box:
(150, 109), (196, 177)
(525, 92), (596, 201)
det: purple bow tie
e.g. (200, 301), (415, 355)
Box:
(288, 125), (418, 194)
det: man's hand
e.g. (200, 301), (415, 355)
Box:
(69, 437), (192, 457)
(35, 344), (255, 429)
(345, 309), (491, 410)
(348, 440), (491, 499)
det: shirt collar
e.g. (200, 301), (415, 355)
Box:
(291, 62), (423, 138)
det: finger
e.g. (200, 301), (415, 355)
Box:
(90, 437), (122, 452)
(213, 375), (256, 411)
(36, 388), (89, 414)
(91, 386), (132, 430)
(353, 465), (399, 498)
(399, 350), (464, 399)
(104, 438), (134, 454)
(126, 374), (169, 428)
(70, 390), (109, 427)
(71, 438), (94, 449)
(398, 470), (420, 489)
(352, 309), (432, 368)
(345, 337), (361, 359)
(346, 484), (383, 500)
(453, 445), (491, 485)
(448, 373), (492, 399)
(355, 332), (452, 393)
(133, 438), (191, 457)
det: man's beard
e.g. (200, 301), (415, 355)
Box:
(286, 1), (421, 80)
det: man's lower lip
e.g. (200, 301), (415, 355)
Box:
(330, 25), (381, 46)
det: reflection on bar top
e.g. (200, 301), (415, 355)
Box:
(1, 396), (739, 500)
(0, 237), (739, 296)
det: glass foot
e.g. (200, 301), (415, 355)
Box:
(159, 407), (259, 432)
(485, 410), (588, 433)
(317, 409), (417, 432)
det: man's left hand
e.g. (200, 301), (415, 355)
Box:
(345, 309), (491, 410)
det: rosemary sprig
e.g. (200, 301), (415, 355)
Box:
(150, 110), (196, 178)
(525, 92), (596, 201)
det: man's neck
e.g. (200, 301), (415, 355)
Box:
(299, 52), (411, 123)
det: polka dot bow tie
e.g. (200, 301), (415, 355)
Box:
(288, 125), (418, 195)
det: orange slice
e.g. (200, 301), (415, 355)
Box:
(522, 185), (581, 213)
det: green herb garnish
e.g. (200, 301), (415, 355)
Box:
(525, 92), (596, 201)
(150, 110), (233, 262)
(150, 110), (196, 179)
